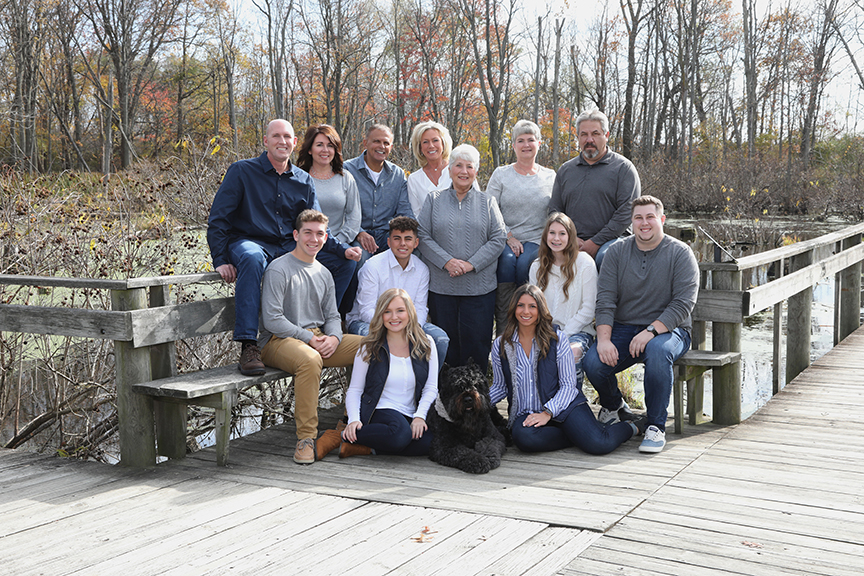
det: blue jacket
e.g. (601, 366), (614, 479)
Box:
(359, 340), (430, 425)
(207, 152), (350, 268)
(499, 341), (584, 422)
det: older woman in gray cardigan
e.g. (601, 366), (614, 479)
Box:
(417, 144), (507, 372)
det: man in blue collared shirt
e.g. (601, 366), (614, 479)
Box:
(208, 119), (361, 375)
(343, 124), (414, 263)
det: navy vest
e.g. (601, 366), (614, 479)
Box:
(359, 339), (430, 425)
(500, 337), (585, 422)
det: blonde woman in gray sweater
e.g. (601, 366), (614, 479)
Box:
(417, 144), (507, 373)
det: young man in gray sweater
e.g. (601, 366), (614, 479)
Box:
(258, 210), (362, 464)
(583, 196), (699, 453)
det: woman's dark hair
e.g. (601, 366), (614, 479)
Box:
(296, 124), (344, 174)
(500, 284), (558, 360)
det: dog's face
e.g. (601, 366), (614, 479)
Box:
(439, 361), (490, 420)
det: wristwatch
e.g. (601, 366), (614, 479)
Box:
(646, 325), (658, 337)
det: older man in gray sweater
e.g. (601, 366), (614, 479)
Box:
(549, 109), (641, 269)
(583, 196), (699, 454)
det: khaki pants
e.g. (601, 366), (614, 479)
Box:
(261, 328), (362, 440)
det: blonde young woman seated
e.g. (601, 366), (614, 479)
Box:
(318, 288), (439, 459)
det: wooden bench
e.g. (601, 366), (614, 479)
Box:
(672, 350), (741, 434)
(132, 365), (291, 466)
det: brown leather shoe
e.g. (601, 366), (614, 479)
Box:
(239, 344), (265, 376)
(294, 438), (315, 464)
(339, 441), (372, 458)
(316, 430), (342, 460)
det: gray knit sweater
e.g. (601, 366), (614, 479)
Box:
(595, 235), (699, 332)
(257, 252), (342, 348)
(417, 186), (507, 296)
(486, 164), (555, 244)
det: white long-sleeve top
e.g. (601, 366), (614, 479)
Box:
(346, 335), (439, 423)
(529, 251), (598, 337)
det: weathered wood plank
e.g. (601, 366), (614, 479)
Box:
(131, 365), (290, 399)
(691, 289), (746, 323)
(0, 303), (131, 340)
(129, 297), (235, 347)
(0, 271), (222, 290)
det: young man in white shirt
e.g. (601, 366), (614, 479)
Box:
(346, 216), (449, 371)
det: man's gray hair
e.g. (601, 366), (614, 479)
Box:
(575, 109), (609, 134)
(365, 123), (393, 138)
(449, 144), (480, 167)
(512, 119), (541, 141)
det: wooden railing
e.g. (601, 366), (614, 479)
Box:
(686, 221), (864, 425)
(1, 221), (862, 465)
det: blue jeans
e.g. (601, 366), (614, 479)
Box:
(510, 403), (634, 454)
(347, 320), (450, 373)
(428, 291), (495, 374)
(583, 323), (691, 431)
(496, 241), (539, 285)
(593, 237), (625, 270)
(228, 239), (356, 342)
(354, 408), (433, 456)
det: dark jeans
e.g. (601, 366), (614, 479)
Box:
(355, 408), (432, 456)
(496, 241), (540, 285)
(228, 239), (356, 342)
(428, 290), (495, 374)
(583, 323), (691, 431)
(510, 403), (634, 454)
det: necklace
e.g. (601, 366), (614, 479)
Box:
(310, 168), (335, 180)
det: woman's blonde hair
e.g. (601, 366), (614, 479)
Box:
(500, 285), (558, 360)
(409, 122), (453, 167)
(535, 212), (580, 299)
(361, 288), (431, 362)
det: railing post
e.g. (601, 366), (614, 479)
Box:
(839, 235), (862, 342)
(688, 270), (708, 424)
(712, 268), (742, 425)
(786, 249), (813, 382)
(111, 288), (156, 467)
(149, 285), (186, 460)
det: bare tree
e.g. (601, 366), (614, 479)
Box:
(4, 0), (45, 171)
(252, 0), (293, 119)
(800, 0), (839, 168)
(81, 0), (183, 168)
(456, 0), (519, 167)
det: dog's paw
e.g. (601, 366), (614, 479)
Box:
(457, 453), (493, 474)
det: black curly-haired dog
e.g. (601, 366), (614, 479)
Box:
(428, 360), (507, 474)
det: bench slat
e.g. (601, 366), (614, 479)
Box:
(131, 365), (290, 399)
(675, 350), (740, 367)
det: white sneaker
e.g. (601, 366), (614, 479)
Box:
(598, 399), (634, 425)
(639, 425), (666, 453)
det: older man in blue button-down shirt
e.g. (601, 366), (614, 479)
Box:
(208, 119), (361, 375)
(343, 124), (414, 263)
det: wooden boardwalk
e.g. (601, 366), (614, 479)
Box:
(3, 328), (864, 575)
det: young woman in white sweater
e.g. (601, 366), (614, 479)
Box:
(529, 213), (598, 367)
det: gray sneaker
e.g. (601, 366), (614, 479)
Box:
(598, 399), (635, 424)
(639, 425), (666, 453)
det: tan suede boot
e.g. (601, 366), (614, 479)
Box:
(315, 429), (342, 460)
(339, 441), (372, 458)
